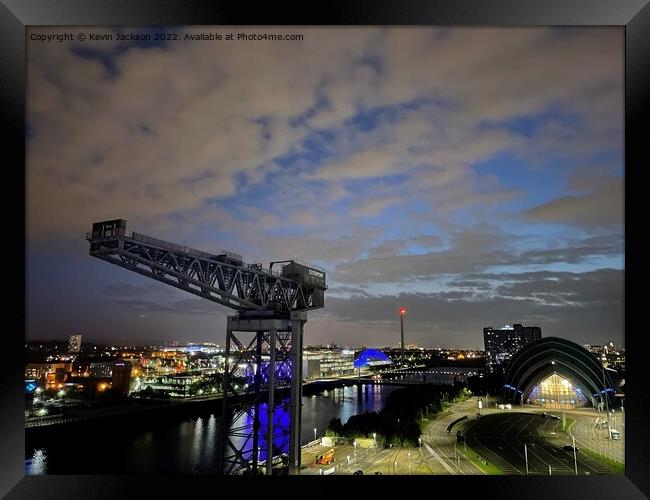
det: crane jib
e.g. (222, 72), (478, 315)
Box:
(86, 219), (326, 312)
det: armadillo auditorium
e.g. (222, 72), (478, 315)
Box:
(503, 337), (621, 410)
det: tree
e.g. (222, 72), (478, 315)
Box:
(325, 417), (343, 436)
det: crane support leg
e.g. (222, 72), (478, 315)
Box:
(218, 312), (302, 475)
(289, 311), (307, 474)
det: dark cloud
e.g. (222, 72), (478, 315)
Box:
(524, 177), (623, 228)
(333, 230), (622, 284)
(318, 268), (623, 348)
(110, 297), (222, 316)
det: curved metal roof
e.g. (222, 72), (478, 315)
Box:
(353, 348), (393, 369)
(503, 337), (615, 405)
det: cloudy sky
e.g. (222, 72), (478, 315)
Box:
(26, 27), (624, 349)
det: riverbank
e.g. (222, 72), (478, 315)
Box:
(26, 388), (291, 435)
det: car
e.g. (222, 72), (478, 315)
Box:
(353, 470), (364, 475)
(563, 445), (579, 452)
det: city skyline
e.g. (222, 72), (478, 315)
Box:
(27, 27), (624, 348)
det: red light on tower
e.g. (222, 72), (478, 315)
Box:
(400, 307), (406, 315)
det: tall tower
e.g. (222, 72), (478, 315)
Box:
(399, 307), (406, 360)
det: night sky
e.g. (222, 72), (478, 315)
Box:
(26, 27), (623, 349)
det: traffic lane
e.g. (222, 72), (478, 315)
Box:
(423, 402), (483, 474)
(336, 446), (443, 475)
(488, 405), (624, 462)
(466, 412), (619, 475)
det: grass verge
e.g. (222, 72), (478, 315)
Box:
(563, 417), (576, 432)
(459, 446), (504, 475)
(579, 446), (625, 474)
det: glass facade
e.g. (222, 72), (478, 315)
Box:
(527, 373), (589, 408)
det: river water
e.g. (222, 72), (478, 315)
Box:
(25, 383), (397, 475)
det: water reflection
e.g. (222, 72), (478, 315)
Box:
(25, 383), (396, 474)
(227, 401), (291, 465)
(25, 449), (47, 475)
(192, 417), (204, 472)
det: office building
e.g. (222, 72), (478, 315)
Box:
(483, 323), (542, 373)
(68, 334), (83, 353)
(302, 348), (355, 380)
(90, 362), (114, 378)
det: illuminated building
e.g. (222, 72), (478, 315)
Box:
(68, 334), (82, 353)
(353, 348), (393, 369)
(143, 374), (200, 398)
(527, 373), (589, 408)
(504, 337), (615, 409)
(302, 349), (355, 379)
(483, 323), (542, 373)
(25, 362), (72, 385)
(90, 362), (113, 377)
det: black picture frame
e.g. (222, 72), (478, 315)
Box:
(4, 1), (649, 498)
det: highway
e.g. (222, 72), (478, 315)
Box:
(300, 397), (624, 475)
(460, 402), (624, 475)
(420, 398), (485, 474)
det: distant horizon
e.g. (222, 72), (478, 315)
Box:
(25, 334), (624, 352)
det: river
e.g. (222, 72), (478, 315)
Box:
(25, 383), (397, 475)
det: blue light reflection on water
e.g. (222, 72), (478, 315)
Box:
(25, 383), (396, 475)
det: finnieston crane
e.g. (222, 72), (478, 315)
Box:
(86, 219), (327, 475)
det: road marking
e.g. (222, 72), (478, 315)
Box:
(423, 441), (456, 474)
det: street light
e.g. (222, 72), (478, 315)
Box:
(314, 427), (318, 441)
(373, 433), (377, 448)
(418, 437), (422, 449)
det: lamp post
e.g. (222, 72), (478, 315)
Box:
(418, 437), (422, 450)
(572, 436), (578, 475)
(373, 432), (377, 449)
(602, 365), (611, 438)
(314, 427), (317, 442)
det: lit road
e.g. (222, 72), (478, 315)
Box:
(300, 397), (624, 475)
(477, 403), (625, 465)
(301, 442), (444, 475)
(420, 397), (485, 474)
(461, 404), (623, 475)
